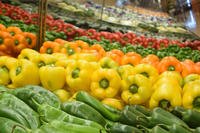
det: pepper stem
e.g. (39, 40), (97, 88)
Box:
(15, 40), (19, 45)
(38, 61), (45, 68)
(193, 97), (200, 109)
(168, 66), (175, 71)
(1, 66), (9, 72)
(102, 63), (110, 69)
(159, 99), (171, 110)
(72, 68), (80, 78)
(99, 78), (109, 89)
(10, 31), (15, 36)
(129, 84), (138, 94)
(0, 38), (3, 44)
(67, 48), (75, 55)
(16, 66), (22, 75)
(46, 48), (53, 54)
(140, 72), (149, 78)
(26, 37), (32, 45)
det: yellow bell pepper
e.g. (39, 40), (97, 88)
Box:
(40, 54), (57, 66)
(18, 49), (58, 68)
(0, 56), (10, 85)
(66, 60), (98, 91)
(0, 56), (17, 70)
(153, 77), (182, 92)
(157, 71), (183, 87)
(18, 48), (41, 63)
(149, 82), (182, 110)
(39, 66), (66, 91)
(90, 68), (121, 100)
(53, 89), (70, 102)
(6, 57), (18, 70)
(10, 59), (40, 87)
(132, 64), (158, 84)
(0, 66), (10, 85)
(29, 53), (57, 68)
(52, 53), (68, 61)
(55, 59), (76, 69)
(121, 74), (152, 105)
(69, 53), (99, 62)
(102, 98), (124, 110)
(117, 65), (134, 80)
(182, 80), (200, 109)
(183, 74), (200, 85)
(99, 57), (118, 69)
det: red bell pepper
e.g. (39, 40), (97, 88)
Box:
(114, 31), (123, 38)
(46, 15), (54, 21)
(49, 19), (64, 32)
(157, 39), (169, 49)
(99, 31), (110, 40)
(74, 28), (85, 37)
(86, 29), (97, 39)
(144, 38), (157, 48)
(63, 24), (76, 36)
(20, 12), (31, 24)
(10, 9), (23, 20)
(109, 33), (120, 43)
(132, 36), (145, 46)
(192, 40), (200, 50)
(0, 5), (11, 16)
(94, 32), (101, 41)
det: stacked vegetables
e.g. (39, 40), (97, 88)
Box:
(0, 24), (36, 56)
(75, 36), (200, 62)
(0, 15), (67, 41)
(39, 39), (200, 76)
(0, 39), (200, 110)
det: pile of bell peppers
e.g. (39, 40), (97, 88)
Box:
(0, 15), (67, 41)
(0, 1), (200, 50)
(0, 16), (67, 56)
(1, 41), (200, 110)
(75, 36), (200, 62)
(39, 39), (200, 73)
(0, 24), (36, 56)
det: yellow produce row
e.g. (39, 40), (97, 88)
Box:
(0, 48), (200, 110)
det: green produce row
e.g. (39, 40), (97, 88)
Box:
(1, 85), (200, 133)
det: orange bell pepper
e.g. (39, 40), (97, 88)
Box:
(23, 32), (36, 48)
(60, 42), (81, 55)
(73, 40), (89, 51)
(54, 38), (68, 46)
(157, 56), (182, 73)
(106, 49), (124, 65)
(0, 31), (12, 51)
(40, 41), (60, 54)
(181, 59), (196, 77)
(195, 62), (200, 74)
(12, 34), (27, 54)
(140, 54), (160, 68)
(6, 26), (22, 36)
(121, 52), (142, 66)
(0, 24), (6, 31)
(90, 44), (106, 58)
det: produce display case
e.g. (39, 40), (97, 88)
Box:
(0, 0), (200, 133)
